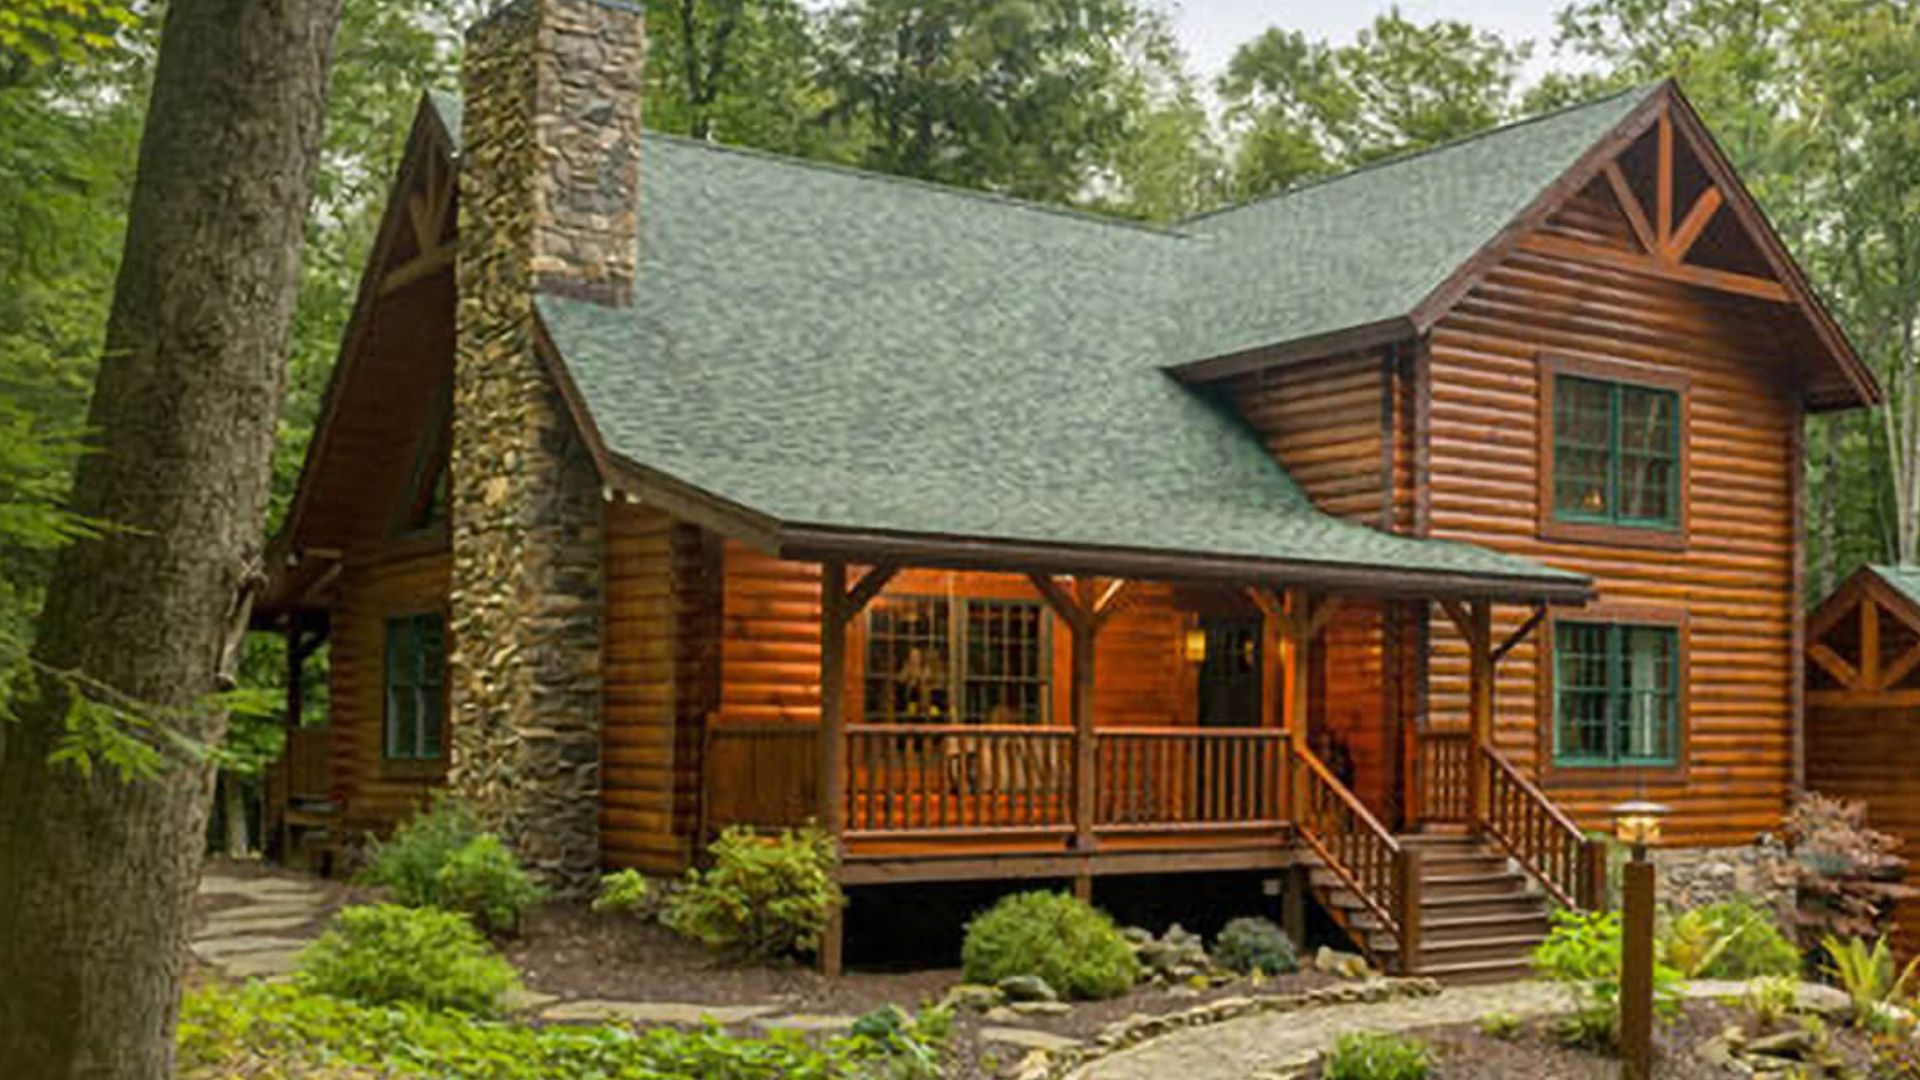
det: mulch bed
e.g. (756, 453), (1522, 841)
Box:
(507, 904), (1339, 1079)
(1306, 1000), (1875, 1080)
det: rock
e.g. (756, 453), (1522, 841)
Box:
(981, 1026), (1083, 1052)
(503, 987), (561, 1013)
(1164, 985), (1199, 998)
(191, 935), (314, 959)
(542, 999), (779, 1026)
(944, 983), (1003, 1012)
(1009, 1000), (1071, 1018)
(983, 1006), (1020, 1024)
(1122, 926), (1154, 946)
(218, 948), (303, 980)
(1313, 946), (1370, 978)
(754, 1013), (859, 1034)
(998, 974), (1059, 1002)
(1746, 1028), (1815, 1056)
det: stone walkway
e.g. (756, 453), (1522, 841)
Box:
(1070, 979), (1851, 1080)
(191, 873), (334, 982)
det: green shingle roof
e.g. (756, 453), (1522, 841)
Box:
(1868, 566), (1920, 612)
(424, 88), (1648, 591)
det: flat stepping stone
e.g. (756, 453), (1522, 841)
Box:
(753, 1013), (859, 1034)
(197, 874), (254, 896)
(982, 1026), (1083, 1052)
(505, 988), (562, 1014)
(542, 999), (779, 1026)
(209, 898), (330, 920)
(192, 935), (313, 959)
(217, 949), (304, 980)
(196, 913), (318, 938)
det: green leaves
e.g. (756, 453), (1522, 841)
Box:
(0, 0), (135, 86)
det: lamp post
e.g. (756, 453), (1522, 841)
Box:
(1613, 800), (1667, 1080)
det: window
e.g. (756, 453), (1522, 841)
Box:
(384, 612), (446, 760)
(864, 596), (1048, 725)
(1552, 620), (1679, 767)
(1551, 374), (1681, 529)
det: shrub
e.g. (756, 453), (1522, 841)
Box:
(1532, 909), (1681, 1051)
(1477, 1010), (1521, 1040)
(1744, 974), (1798, 1029)
(1659, 897), (1800, 979)
(592, 868), (652, 916)
(359, 798), (480, 906)
(1821, 934), (1920, 1027)
(297, 904), (521, 1016)
(358, 801), (544, 934)
(179, 981), (943, 1080)
(1215, 916), (1298, 976)
(1322, 1031), (1430, 1080)
(435, 834), (544, 934)
(961, 891), (1139, 1000)
(1767, 792), (1915, 948)
(662, 826), (843, 960)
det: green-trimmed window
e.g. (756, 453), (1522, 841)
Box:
(1553, 620), (1678, 767)
(1552, 375), (1680, 528)
(384, 613), (446, 760)
(864, 596), (1049, 725)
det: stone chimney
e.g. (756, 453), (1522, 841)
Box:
(448, 0), (644, 889)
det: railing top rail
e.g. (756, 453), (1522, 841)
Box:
(846, 723), (1073, 737)
(1297, 747), (1403, 856)
(1482, 740), (1584, 838)
(1102, 726), (1290, 740)
(706, 718), (820, 734)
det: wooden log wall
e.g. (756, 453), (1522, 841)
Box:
(327, 543), (450, 836)
(1423, 186), (1802, 847)
(1226, 353), (1401, 821)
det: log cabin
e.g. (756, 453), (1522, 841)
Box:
(255, 0), (1880, 980)
(1804, 566), (1920, 958)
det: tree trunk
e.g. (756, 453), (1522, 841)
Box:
(1813, 414), (1839, 599)
(0, 0), (341, 1075)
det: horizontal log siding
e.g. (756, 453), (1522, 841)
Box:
(327, 544), (450, 836)
(1228, 353), (1397, 819)
(1425, 243), (1800, 847)
(1806, 705), (1920, 960)
(601, 504), (713, 872)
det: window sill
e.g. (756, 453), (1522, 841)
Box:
(1540, 516), (1687, 552)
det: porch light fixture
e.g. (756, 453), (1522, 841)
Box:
(1182, 627), (1208, 664)
(1610, 799), (1668, 855)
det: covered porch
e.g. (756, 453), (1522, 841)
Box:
(689, 533), (1606, 974)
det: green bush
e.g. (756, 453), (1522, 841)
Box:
(960, 891), (1139, 1001)
(297, 904), (521, 1017)
(1214, 916), (1298, 975)
(592, 868), (651, 916)
(1532, 909), (1682, 1051)
(1322, 1031), (1431, 1080)
(1822, 934), (1920, 1027)
(662, 825), (843, 960)
(1659, 897), (1800, 979)
(436, 834), (544, 934)
(178, 981), (946, 1080)
(358, 801), (542, 934)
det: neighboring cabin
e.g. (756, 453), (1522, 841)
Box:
(256, 0), (1878, 980)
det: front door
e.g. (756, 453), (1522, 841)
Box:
(1196, 616), (1262, 727)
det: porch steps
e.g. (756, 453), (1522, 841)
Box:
(1304, 833), (1554, 984)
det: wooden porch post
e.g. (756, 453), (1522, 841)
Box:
(818, 561), (849, 976)
(1467, 600), (1494, 826)
(814, 559), (900, 977)
(1071, 608), (1097, 856)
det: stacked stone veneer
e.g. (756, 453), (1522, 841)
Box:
(451, 0), (645, 889)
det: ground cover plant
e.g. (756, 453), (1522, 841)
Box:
(1321, 1030), (1431, 1080)
(1658, 896), (1801, 979)
(960, 890), (1139, 1000)
(593, 868), (652, 916)
(663, 825), (843, 960)
(1821, 933), (1920, 1029)
(1532, 909), (1681, 1050)
(178, 981), (951, 1080)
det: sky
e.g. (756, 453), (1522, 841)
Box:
(1161, 0), (1570, 83)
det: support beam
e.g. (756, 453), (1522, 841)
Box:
(1491, 603), (1546, 666)
(1028, 575), (1104, 853)
(1665, 187), (1722, 264)
(1466, 600), (1494, 825)
(817, 561), (849, 977)
(1861, 598), (1882, 691)
(1656, 110), (1673, 250)
(1605, 162), (1656, 255)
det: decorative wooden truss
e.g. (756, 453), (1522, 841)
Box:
(1807, 570), (1920, 707)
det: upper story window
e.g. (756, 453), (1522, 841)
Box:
(864, 596), (1049, 725)
(384, 612), (446, 760)
(1552, 619), (1679, 768)
(1552, 375), (1680, 527)
(1540, 355), (1688, 549)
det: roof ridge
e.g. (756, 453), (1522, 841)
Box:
(1179, 81), (1661, 227)
(639, 129), (1192, 240)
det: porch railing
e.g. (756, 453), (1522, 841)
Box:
(845, 723), (1073, 834)
(1095, 727), (1288, 830)
(1411, 729), (1473, 825)
(1293, 746), (1410, 940)
(1480, 742), (1608, 910)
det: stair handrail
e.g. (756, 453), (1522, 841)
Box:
(1292, 745), (1407, 938)
(1477, 740), (1604, 910)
